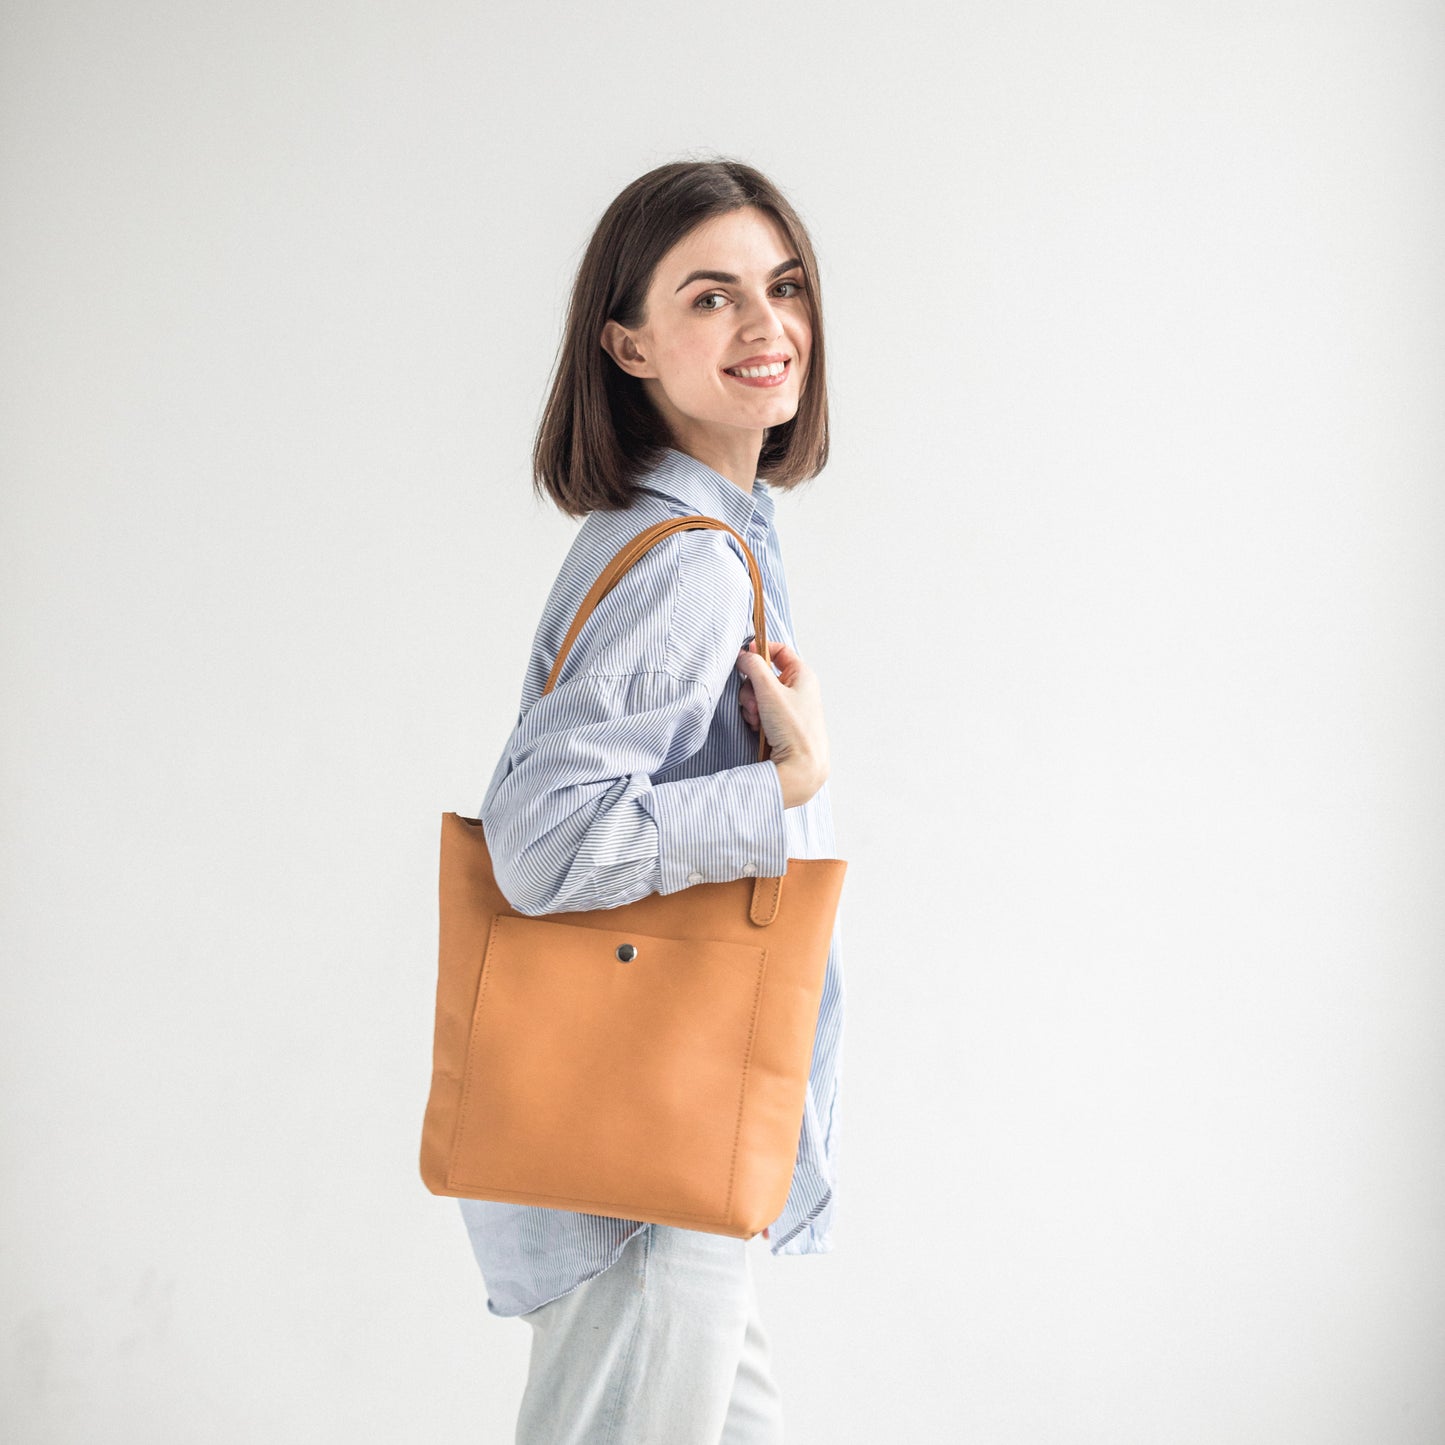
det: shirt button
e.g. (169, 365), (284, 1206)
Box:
(687, 871), (704, 885)
(741, 862), (758, 876)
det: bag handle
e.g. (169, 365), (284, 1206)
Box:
(542, 515), (772, 767)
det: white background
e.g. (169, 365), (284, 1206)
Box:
(2, 2), (1442, 1441)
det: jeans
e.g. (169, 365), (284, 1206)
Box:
(514, 1222), (786, 1444)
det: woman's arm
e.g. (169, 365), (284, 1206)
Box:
(481, 529), (789, 916)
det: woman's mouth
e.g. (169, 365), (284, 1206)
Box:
(722, 357), (791, 388)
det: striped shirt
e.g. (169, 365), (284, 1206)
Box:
(457, 445), (847, 1318)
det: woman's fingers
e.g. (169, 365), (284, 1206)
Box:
(741, 637), (799, 673)
(735, 632), (827, 789)
(738, 677), (759, 729)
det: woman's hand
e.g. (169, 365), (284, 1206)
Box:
(736, 638), (830, 807)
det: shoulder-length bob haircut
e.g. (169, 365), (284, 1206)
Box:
(532, 157), (829, 518)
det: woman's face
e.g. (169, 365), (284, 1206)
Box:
(601, 206), (812, 458)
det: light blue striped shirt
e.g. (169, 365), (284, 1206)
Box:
(458, 445), (847, 1318)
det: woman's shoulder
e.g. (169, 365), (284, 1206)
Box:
(580, 491), (748, 560)
(577, 494), (752, 596)
(550, 498), (753, 681)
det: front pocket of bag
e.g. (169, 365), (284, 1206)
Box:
(445, 913), (769, 1222)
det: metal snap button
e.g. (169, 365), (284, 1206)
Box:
(616, 943), (637, 963)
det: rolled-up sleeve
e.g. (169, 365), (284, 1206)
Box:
(645, 754), (786, 895)
(480, 529), (789, 916)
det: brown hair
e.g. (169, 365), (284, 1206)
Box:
(532, 157), (829, 518)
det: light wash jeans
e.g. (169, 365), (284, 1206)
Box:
(514, 1222), (786, 1444)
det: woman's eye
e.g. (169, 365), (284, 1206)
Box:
(694, 280), (805, 311)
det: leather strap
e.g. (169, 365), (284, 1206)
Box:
(542, 516), (771, 768)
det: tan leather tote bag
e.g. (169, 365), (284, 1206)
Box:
(419, 514), (847, 1240)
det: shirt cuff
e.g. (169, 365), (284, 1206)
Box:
(769, 1186), (837, 1255)
(647, 759), (789, 895)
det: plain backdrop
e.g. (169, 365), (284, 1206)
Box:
(2, 2), (1442, 1442)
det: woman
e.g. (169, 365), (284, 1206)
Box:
(461, 157), (846, 1444)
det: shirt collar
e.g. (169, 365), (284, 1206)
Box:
(637, 446), (775, 537)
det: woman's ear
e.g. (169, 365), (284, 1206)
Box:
(599, 319), (651, 380)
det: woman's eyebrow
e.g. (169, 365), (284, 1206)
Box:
(674, 257), (803, 293)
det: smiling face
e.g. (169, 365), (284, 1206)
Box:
(600, 206), (813, 481)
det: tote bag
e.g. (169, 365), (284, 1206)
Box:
(419, 514), (847, 1239)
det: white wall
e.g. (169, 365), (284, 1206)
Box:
(2, 2), (1441, 1441)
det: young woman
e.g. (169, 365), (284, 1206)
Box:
(460, 157), (846, 1444)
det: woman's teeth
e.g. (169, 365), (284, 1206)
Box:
(725, 361), (787, 378)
